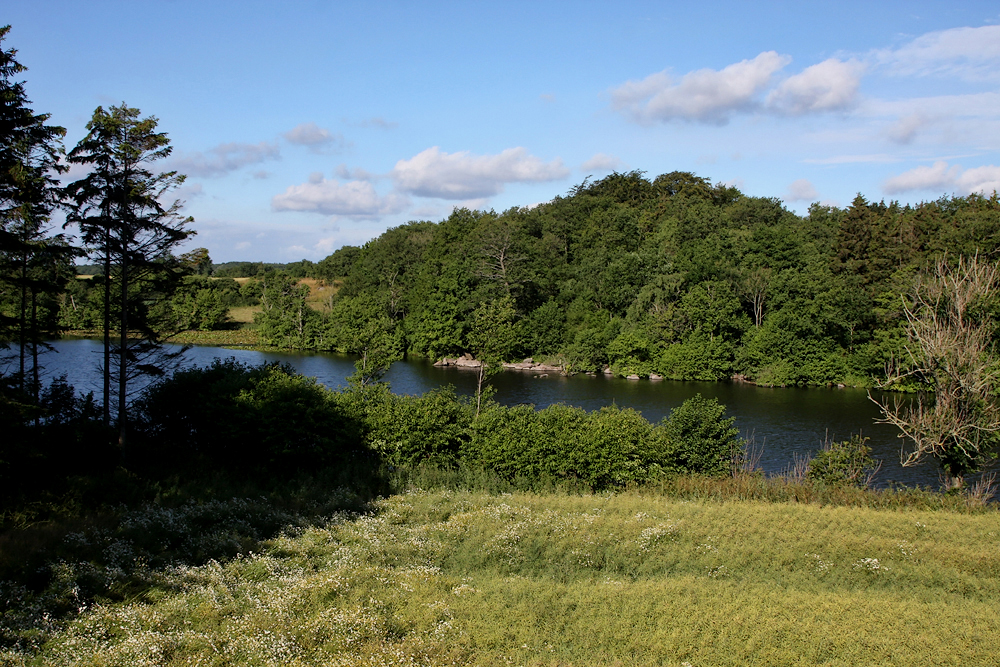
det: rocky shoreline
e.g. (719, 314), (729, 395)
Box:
(433, 355), (669, 380)
(432, 355), (853, 388)
(433, 355), (563, 374)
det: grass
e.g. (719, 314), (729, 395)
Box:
(4, 483), (998, 666)
(165, 328), (259, 347)
(227, 304), (260, 325)
(299, 277), (340, 312)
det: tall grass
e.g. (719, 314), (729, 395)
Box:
(5, 486), (997, 665)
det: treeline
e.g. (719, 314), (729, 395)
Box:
(254, 171), (1000, 387)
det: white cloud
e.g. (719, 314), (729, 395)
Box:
(272, 178), (409, 217)
(886, 113), (930, 145)
(581, 153), (623, 172)
(235, 241), (251, 251)
(875, 25), (1000, 81)
(767, 59), (864, 114)
(611, 51), (790, 124)
(283, 122), (347, 152)
(335, 164), (377, 181)
(786, 179), (819, 201)
(169, 141), (279, 178)
(391, 146), (569, 199)
(957, 166), (1000, 196)
(315, 237), (339, 254)
(883, 161), (960, 194)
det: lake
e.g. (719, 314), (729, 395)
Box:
(24, 338), (972, 489)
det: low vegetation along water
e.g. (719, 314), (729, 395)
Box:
(44, 338), (951, 488)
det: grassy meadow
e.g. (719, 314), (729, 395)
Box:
(6, 485), (998, 666)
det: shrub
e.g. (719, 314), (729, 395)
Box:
(343, 385), (472, 468)
(806, 435), (881, 488)
(652, 394), (742, 476)
(135, 360), (362, 475)
(467, 403), (651, 489)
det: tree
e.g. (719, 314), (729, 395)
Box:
(252, 271), (322, 348)
(466, 296), (519, 416)
(872, 255), (1000, 489)
(0, 25), (78, 402)
(329, 292), (403, 388)
(65, 104), (193, 446)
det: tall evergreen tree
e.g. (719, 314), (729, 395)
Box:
(65, 104), (192, 445)
(0, 25), (77, 401)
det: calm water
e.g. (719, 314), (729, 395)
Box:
(22, 338), (977, 489)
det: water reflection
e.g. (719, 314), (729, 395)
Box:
(29, 338), (963, 489)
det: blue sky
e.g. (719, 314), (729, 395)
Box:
(8, 1), (1000, 262)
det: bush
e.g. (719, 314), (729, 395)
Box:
(135, 360), (362, 475)
(466, 403), (652, 489)
(652, 394), (742, 476)
(341, 384), (472, 468)
(807, 435), (881, 488)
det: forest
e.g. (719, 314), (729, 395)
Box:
(51, 170), (1000, 388)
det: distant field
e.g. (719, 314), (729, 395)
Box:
(22, 489), (1000, 666)
(166, 328), (259, 347)
(228, 304), (261, 324)
(299, 277), (339, 311)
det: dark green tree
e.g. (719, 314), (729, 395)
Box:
(65, 104), (193, 445)
(0, 25), (78, 401)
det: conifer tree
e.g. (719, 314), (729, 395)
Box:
(0, 25), (78, 401)
(65, 104), (192, 445)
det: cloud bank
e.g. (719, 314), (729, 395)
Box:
(611, 51), (790, 125)
(391, 147), (569, 199)
(875, 25), (1000, 81)
(883, 161), (1000, 196)
(767, 59), (864, 115)
(272, 178), (408, 217)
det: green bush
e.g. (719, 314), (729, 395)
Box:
(135, 360), (362, 475)
(806, 435), (880, 488)
(341, 384), (472, 468)
(466, 403), (651, 489)
(652, 394), (742, 476)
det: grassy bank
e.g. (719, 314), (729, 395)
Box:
(5, 484), (997, 666)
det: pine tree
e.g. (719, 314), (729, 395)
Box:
(65, 104), (192, 445)
(0, 25), (78, 401)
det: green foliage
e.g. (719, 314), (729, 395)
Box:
(135, 360), (361, 474)
(251, 272), (324, 348)
(807, 435), (881, 488)
(653, 394), (743, 476)
(342, 385), (472, 468)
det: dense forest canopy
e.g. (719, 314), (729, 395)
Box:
(235, 170), (999, 388)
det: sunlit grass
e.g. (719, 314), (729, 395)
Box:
(8, 488), (998, 666)
(299, 277), (339, 312)
(227, 304), (261, 325)
(165, 329), (259, 347)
